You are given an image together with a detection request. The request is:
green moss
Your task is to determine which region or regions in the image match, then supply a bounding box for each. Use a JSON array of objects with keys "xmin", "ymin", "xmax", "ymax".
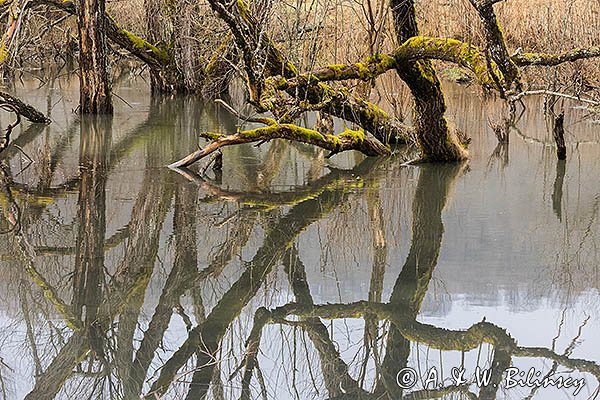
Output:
[
  {"xmin": 201, "ymin": 132, "xmax": 225, "ymax": 141},
  {"xmin": 339, "ymin": 127, "xmax": 365, "ymax": 144},
  {"xmin": 401, "ymin": 36, "xmax": 500, "ymax": 88},
  {"xmin": 440, "ymin": 67, "xmax": 472, "ymax": 84},
  {"xmin": 237, "ymin": 0, "xmax": 250, "ymax": 22},
  {"xmin": 326, "ymin": 64, "xmax": 346, "ymax": 74},
  {"xmin": 0, "ymin": 42, "xmax": 7, "ymax": 64},
  {"xmin": 322, "ymin": 55, "xmax": 395, "ymax": 81},
  {"xmin": 330, "ymin": 135, "xmax": 343, "ymax": 148},
  {"xmin": 356, "ymin": 62, "xmax": 371, "ymax": 78},
  {"xmin": 110, "ymin": 16, "xmax": 169, "ymax": 63},
  {"xmin": 285, "ymin": 125, "xmax": 327, "ymax": 143},
  {"xmin": 362, "ymin": 101, "xmax": 389, "ymax": 123}
]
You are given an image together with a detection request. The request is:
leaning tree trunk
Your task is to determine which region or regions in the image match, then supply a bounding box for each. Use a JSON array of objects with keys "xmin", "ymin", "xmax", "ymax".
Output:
[
  {"xmin": 390, "ymin": 0, "xmax": 467, "ymax": 162},
  {"xmin": 77, "ymin": 0, "xmax": 113, "ymax": 114}
]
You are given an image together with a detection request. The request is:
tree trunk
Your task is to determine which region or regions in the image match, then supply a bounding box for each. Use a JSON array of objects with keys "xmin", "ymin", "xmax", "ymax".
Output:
[
  {"xmin": 390, "ymin": 0, "xmax": 467, "ymax": 162},
  {"xmin": 77, "ymin": 0, "xmax": 113, "ymax": 114}
]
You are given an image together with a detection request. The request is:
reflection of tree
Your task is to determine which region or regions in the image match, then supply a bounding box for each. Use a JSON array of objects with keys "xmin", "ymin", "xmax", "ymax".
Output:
[
  {"xmin": 147, "ymin": 162, "xmax": 376, "ymax": 399},
  {"xmin": 72, "ymin": 116, "xmax": 111, "ymax": 359},
  {"xmin": 3, "ymin": 94, "xmax": 386, "ymax": 399},
  {"xmin": 283, "ymin": 244, "xmax": 369, "ymax": 399},
  {"xmin": 3, "ymin": 101, "xmax": 178, "ymax": 399},
  {"xmin": 552, "ymin": 160, "xmax": 566, "ymax": 221},
  {"xmin": 235, "ymin": 163, "xmax": 600, "ymax": 400},
  {"xmin": 378, "ymin": 164, "xmax": 464, "ymax": 398}
]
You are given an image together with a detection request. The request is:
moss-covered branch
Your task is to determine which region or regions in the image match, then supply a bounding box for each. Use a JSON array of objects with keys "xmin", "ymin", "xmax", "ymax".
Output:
[
  {"xmin": 169, "ymin": 123, "xmax": 390, "ymax": 168},
  {"xmin": 104, "ymin": 14, "xmax": 170, "ymax": 69},
  {"xmin": 513, "ymin": 47, "xmax": 600, "ymax": 67},
  {"xmin": 296, "ymin": 38, "xmax": 498, "ymax": 89}
]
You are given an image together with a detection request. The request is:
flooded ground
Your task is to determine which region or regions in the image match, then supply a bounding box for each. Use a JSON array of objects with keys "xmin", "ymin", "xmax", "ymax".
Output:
[{"xmin": 0, "ymin": 76, "xmax": 599, "ymax": 399}]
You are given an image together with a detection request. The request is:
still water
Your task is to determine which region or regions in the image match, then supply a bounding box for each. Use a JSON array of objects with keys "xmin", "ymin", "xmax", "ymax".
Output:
[{"xmin": 0, "ymin": 76, "xmax": 598, "ymax": 399}]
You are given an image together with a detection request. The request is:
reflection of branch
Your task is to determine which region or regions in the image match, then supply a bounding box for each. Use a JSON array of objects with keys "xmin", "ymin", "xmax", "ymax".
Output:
[
  {"xmin": 34, "ymin": 225, "xmax": 130, "ymax": 256},
  {"xmin": 524, "ymin": 316, "xmax": 590, "ymax": 400},
  {"xmin": 24, "ymin": 333, "xmax": 89, "ymax": 400},
  {"xmin": 552, "ymin": 160, "xmax": 566, "ymax": 221},
  {"xmin": 401, "ymin": 385, "xmax": 477, "ymax": 400},
  {"xmin": 378, "ymin": 164, "xmax": 465, "ymax": 396},
  {"xmin": 206, "ymin": 210, "xmax": 257, "ymax": 278},
  {"xmin": 0, "ymin": 164, "xmax": 82, "ymax": 330},
  {"xmin": 0, "ymin": 103, "xmax": 21, "ymax": 153},
  {"xmin": 194, "ymin": 165, "xmax": 375, "ymax": 209},
  {"xmin": 281, "ymin": 245, "xmax": 368, "ymax": 398},
  {"xmin": 263, "ymin": 301, "xmax": 600, "ymax": 383},
  {"xmin": 126, "ymin": 183, "xmax": 199, "ymax": 398},
  {"xmin": 514, "ymin": 347, "xmax": 600, "ymax": 379},
  {"xmin": 19, "ymin": 283, "xmax": 42, "ymax": 376}
]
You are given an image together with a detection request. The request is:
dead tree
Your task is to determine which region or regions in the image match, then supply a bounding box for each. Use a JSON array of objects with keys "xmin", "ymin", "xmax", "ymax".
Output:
[
  {"xmin": 1, "ymin": 0, "xmax": 599, "ymax": 161},
  {"xmin": 0, "ymin": 0, "xmax": 223, "ymax": 94}
]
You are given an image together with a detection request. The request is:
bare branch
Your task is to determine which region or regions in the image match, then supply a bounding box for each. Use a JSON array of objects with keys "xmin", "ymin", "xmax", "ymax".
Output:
[{"xmin": 32, "ymin": 0, "xmax": 170, "ymax": 69}]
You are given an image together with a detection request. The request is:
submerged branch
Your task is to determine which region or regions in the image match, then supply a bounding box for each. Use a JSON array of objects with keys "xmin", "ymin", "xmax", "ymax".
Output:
[{"xmin": 0, "ymin": 91, "xmax": 51, "ymax": 124}]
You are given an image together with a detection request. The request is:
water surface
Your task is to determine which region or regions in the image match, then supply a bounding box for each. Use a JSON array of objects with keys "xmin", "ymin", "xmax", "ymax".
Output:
[{"xmin": 0, "ymin": 77, "xmax": 599, "ymax": 399}]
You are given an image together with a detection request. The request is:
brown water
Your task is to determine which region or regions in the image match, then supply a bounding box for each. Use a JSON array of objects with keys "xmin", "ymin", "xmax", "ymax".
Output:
[{"xmin": 0, "ymin": 76, "xmax": 599, "ymax": 400}]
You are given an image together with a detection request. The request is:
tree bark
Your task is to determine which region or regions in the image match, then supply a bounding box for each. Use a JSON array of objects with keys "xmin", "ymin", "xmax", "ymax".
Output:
[{"xmin": 77, "ymin": 0, "xmax": 113, "ymax": 114}]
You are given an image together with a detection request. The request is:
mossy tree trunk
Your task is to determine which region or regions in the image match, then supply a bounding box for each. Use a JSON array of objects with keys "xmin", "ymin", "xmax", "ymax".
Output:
[
  {"xmin": 77, "ymin": 0, "xmax": 113, "ymax": 114},
  {"xmin": 390, "ymin": 0, "xmax": 467, "ymax": 162}
]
